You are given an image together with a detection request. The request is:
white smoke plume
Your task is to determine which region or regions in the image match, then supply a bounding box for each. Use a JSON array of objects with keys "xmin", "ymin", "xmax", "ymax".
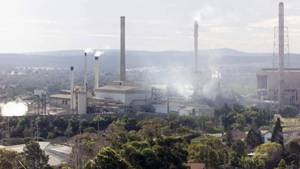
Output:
[
  {"xmin": 84, "ymin": 48, "xmax": 93, "ymax": 54},
  {"xmin": 94, "ymin": 51, "xmax": 104, "ymax": 57}
]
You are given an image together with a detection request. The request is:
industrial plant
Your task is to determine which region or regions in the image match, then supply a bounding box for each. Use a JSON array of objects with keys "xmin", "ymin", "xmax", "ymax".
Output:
[
  {"xmin": 45, "ymin": 14, "xmax": 224, "ymax": 116},
  {"xmin": 0, "ymin": 1, "xmax": 296, "ymax": 117},
  {"xmin": 49, "ymin": 16, "xmax": 150, "ymax": 115},
  {"xmin": 2, "ymin": 1, "xmax": 300, "ymax": 169},
  {"xmin": 257, "ymin": 2, "xmax": 300, "ymax": 111}
]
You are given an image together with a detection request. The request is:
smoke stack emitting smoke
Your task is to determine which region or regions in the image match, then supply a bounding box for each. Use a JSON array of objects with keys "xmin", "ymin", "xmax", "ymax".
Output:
[
  {"xmin": 70, "ymin": 66, "xmax": 74, "ymax": 111},
  {"xmin": 83, "ymin": 48, "xmax": 93, "ymax": 90},
  {"xmin": 94, "ymin": 51, "xmax": 103, "ymax": 89},
  {"xmin": 94, "ymin": 51, "xmax": 103, "ymax": 57}
]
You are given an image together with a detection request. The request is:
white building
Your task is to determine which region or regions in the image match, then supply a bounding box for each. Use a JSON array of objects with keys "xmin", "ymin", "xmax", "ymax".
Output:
[
  {"xmin": 49, "ymin": 94, "xmax": 70, "ymax": 109},
  {"xmin": 94, "ymin": 82, "xmax": 149, "ymax": 106},
  {"xmin": 49, "ymin": 86, "xmax": 87, "ymax": 114}
]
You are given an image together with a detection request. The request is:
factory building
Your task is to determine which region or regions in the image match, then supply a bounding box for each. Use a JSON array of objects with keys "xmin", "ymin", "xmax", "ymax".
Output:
[
  {"xmin": 49, "ymin": 86, "xmax": 87, "ymax": 114},
  {"xmin": 95, "ymin": 82, "xmax": 148, "ymax": 106},
  {"xmin": 257, "ymin": 68, "xmax": 300, "ymax": 106},
  {"xmin": 94, "ymin": 16, "xmax": 150, "ymax": 107},
  {"xmin": 49, "ymin": 94, "xmax": 71, "ymax": 109},
  {"xmin": 49, "ymin": 16, "xmax": 149, "ymax": 114},
  {"xmin": 257, "ymin": 2, "xmax": 300, "ymax": 109}
]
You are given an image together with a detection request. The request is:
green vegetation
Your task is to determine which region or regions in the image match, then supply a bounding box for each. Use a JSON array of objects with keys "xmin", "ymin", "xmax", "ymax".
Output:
[
  {"xmin": 85, "ymin": 147, "xmax": 132, "ymax": 169},
  {"xmin": 0, "ymin": 148, "xmax": 23, "ymax": 168},
  {"xmin": 254, "ymin": 142, "xmax": 283, "ymax": 169},
  {"xmin": 0, "ymin": 114, "xmax": 116, "ymax": 145},
  {"xmin": 4, "ymin": 105, "xmax": 300, "ymax": 169},
  {"xmin": 281, "ymin": 106, "xmax": 299, "ymax": 118},
  {"xmin": 188, "ymin": 137, "xmax": 229, "ymax": 168},
  {"xmin": 271, "ymin": 118, "xmax": 284, "ymax": 145},
  {"xmin": 245, "ymin": 128, "xmax": 263, "ymax": 149},
  {"xmin": 0, "ymin": 141, "xmax": 51, "ymax": 169},
  {"xmin": 23, "ymin": 141, "xmax": 51, "ymax": 169}
]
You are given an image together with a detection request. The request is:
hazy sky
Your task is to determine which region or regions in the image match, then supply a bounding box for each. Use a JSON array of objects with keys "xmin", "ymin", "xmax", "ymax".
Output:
[{"xmin": 0, "ymin": 0, "xmax": 300, "ymax": 53}]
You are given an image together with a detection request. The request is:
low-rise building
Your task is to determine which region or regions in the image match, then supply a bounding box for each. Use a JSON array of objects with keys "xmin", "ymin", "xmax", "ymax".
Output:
[
  {"xmin": 94, "ymin": 81, "xmax": 149, "ymax": 106},
  {"xmin": 49, "ymin": 94, "xmax": 71, "ymax": 109},
  {"xmin": 257, "ymin": 68, "xmax": 300, "ymax": 107}
]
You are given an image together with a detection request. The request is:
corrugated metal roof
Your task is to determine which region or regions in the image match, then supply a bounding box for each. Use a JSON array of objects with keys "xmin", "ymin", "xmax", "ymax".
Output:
[
  {"xmin": 50, "ymin": 94, "xmax": 70, "ymax": 99},
  {"xmin": 95, "ymin": 85, "xmax": 146, "ymax": 93}
]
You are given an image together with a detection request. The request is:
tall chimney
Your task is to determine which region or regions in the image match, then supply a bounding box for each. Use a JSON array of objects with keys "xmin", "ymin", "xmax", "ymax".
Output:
[
  {"xmin": 120, "ymin": 16, "xmax": 126, "ymax": 82},
  {"xmin": 70, "ymin": 66, "xmax": 74, "ymax": 111},
  {"xmin": 278, "ymin": 2, "xmax": 285, "ymax": 110},
  {"xmin": 84, "ymin": 52, "xmax": 88, "ymax": 90},
  {"xmin": 94, "ymin": 56, "xmax": 100, "ymax": 89},
  {"xmin": 194, "ymin": 21, "xmax": 199, "ymax": 73}
]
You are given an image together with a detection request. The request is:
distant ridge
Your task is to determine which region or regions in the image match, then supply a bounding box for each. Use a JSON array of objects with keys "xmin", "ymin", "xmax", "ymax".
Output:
[{"xmin": 0, "ymin": 48, "xmax": 299, "ymax": 70}]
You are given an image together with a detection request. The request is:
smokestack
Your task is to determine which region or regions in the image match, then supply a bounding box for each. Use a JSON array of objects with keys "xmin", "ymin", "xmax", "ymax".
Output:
[
  {"xmin": 70, "ymin": 66, "xmax": 74, "ymax": 111},
  {"xmin": 120, "ymin": 16, "xmax": 126, "ymax": 82},
  {"xmin": 94, "ymin": 56, "xmax": 100, "ymax": 89},
  {"xmin": 84, "ymin": 52, "xmax": 88, "ymax": 90},
  {"xmin": 278, "ymin": 2, "xmax": 285, "ymax": 110},
  {"xmin": 194, "ymin": 21, "xmax": 199, "ymax": 73}
]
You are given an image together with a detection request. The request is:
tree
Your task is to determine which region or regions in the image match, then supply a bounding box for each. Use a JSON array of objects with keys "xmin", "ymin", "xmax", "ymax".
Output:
[
  {"xmin": 85, "ymin": 147, "xmax": 132, "ymax": 169},
  {"xmin": 53, "ymin": 117, "xmax": 68, "ymax": 136},
  {"xmin": 188, "ymin": 137, "xmax": 229, "ymax": 169},
  {"xmin": 108, "ymin": 136, "xmax": 188, "ymax": 169},
  {"xmin": 240, "ymin": 156, "xmax": 265, "ymax": 169},
  {"xmin": 254, "ymin": 143, "xmax": 283, "ymax": 169},
  {"xmin": 281, "ymin": 106, "xmax": 299, "ymax": 118},
  {"xmin": 121, "ymin": 141, "xmax": 156, "ymax": 169},
  {"xmin": 231, "ymin": 140, "xmax": 247, "ymax": 167},
  {"xmin": 124, "ymin": 118, "xmax": 140, "ymax": 131},
  {"xmin": 232, "ymin": 140, "xmax": 246, "ymax": 157},
  {"xmin": 278, "ymin": 159, "xmax": 287, "ymax": 169},
  {"xmin": 65, "ymin": 117, "xmax": 80, "ymax": 136},
  {"xmin": 70, "ymin": 133, "xmax": 109, "ymax": 169},
  {"xmin": 151, "ymin": 137, "xmax": 188, "ymax": 169},
  {"xmin": 245, "ymin": 128, "xmax": 264, "ymax": 149},
  {"xmin": 0, "ymin": 148, "xmax": 24, "ymax": 169},
  {"xmin": 105, "ymin": 121, "xmax": 131, "ymax": 148},
  {"xmin": 285, "ymin": 138, "xmax": 300, "ymax": 168},
  {"xmin": 138, "ymin": 119, "xmax": 164, "ymax": 140},
  {"xmin": 23, "ymin": 141, "xmax": 50, "ymax": 169},
  {"xmin": 80, "ymin": 119, "xmax": 89, "ymax": 132},
  {"xmin": 271, "ymin": 118, "xmax": 284, "ymax": 145},
  {"xmin": 36, "ymin": 116, "xmax": 50, "ymax": 138}
]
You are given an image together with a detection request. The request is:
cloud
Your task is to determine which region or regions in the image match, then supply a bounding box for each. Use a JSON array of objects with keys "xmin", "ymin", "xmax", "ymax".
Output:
[
  {"xmin": 249, "ymin": 15, "xmax": 300, "ymax": 29},
  {"xmin": 24, "ymin": 18, "xmax": 57, "ymax": 25},
  {"xmin": 128, "ymin": 19, "xmax": 170, "ymax": 26},
  {"xmin": 88, "ymin": 33, "xmax": 117, "ymax": 38}
]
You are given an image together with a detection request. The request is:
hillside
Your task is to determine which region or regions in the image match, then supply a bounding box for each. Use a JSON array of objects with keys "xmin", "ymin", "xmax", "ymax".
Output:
[{"xmin": 0, "ymin": 49, "xmax": 298, "ymax": 71}]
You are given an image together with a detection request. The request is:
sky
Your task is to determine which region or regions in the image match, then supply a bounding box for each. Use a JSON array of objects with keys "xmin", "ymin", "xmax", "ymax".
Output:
[{"xmin": 0, "ymin": 0, "xmax": 300, "ymax": 53}]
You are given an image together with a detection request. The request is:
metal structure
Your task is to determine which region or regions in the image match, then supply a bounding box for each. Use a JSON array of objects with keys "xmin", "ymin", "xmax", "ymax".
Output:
[
  {"xmin": 194, "ymin": 21, "xmax": 199, "ymax": 73},
  {"xmin": 120, "ymin": 16, "xmax": 126, "ymax": 82},
  {"xmin": 94, "ymin": 56, "xmax": 100, "ymax": 90},
  {"xmin": 84, "ymin": 52, "xmax": 88, "ymax": 90},
  {"xmin": 70, "ymin": 66, "xmax": 75, "ymax": 112},
  {"xmin": 193, "ymin": 20, "xmax": 201, "ymax": 97},
  {"xmin": 33, "ymin": 90, "xmax": 47, "ymax": 115}
]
